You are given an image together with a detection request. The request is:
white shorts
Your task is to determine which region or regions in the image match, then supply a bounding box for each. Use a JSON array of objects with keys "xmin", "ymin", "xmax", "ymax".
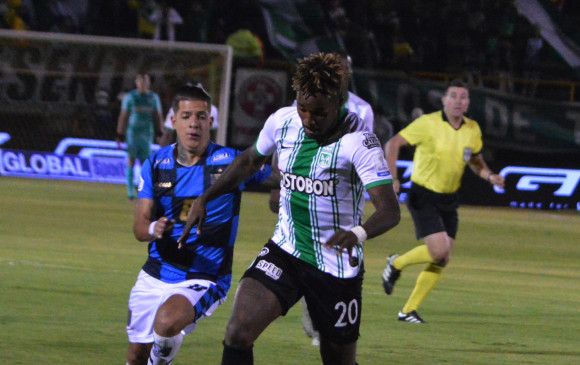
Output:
[{"xmin": 126, "ymin": 270, "xmax": 226, "ymax": 343}]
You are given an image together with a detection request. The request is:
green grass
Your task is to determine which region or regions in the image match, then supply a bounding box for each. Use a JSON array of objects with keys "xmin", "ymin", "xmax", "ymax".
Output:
[{"xmin": 1, "ymin": 177, "xmax": 579, "ymax": 364}]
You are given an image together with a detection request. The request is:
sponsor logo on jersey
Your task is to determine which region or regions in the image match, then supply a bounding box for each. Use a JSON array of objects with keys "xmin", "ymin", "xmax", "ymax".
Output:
[
  {"xmin": 156, "ymin": 182, "xmax": 172, "ymax": 188},
  {"xmin": 258, "ymin": 247, "xmax": 269, "ymax": 257},
  {"xmin": 463, "ymin": 147, "xmax": 472, "ymax": 162},
  {"xmin": 318, "ymin": 152, "xmax": 332, "ymax": 168},
  {"xmin": 281, "ymin": 172, "xmax": 337, "ymax": 196},
  {"xmin": 154, "ymin": 158, "xmax": 172, "ymax": 167},
  {"xmin": 210, "ymin": 168, "xmax": 224, "ymax": 184},
  {"xmin": 362, "ymin": 133, "xmax": 381, "ymax": 149},
  {"xmin": 373, "ymin": 154, "xmax": 390, "ymax": 177},
  {"xmin": 212, "ymin": 153, "xmax": 230, "ymax": 162},
  {"xmin": 255, "ymin": 260, "xmax": 282, "ymax": 280}
]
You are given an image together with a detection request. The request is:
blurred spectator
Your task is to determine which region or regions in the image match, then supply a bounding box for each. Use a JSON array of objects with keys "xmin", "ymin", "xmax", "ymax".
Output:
[
  {"xmin": 47, "ymin": 0, "xmax": 89, "ymax": 33},
  {"xmin": 179, "ymin": 0, "xmax": 212, "ymax": 42},
  {"xmin": 92, "ymin": 89, "xmax": 116, "ymax": 140},
  {"xmin": 391, "ymin": 32, "xmax": 415, "ymax": 73},
  {"xmin": 86, "ymin": 0, "xmax": 138, "ymax": 37},
  {"xmin": 226, "ymin": 29, "xmax": 264, "ymax": 62},
  {"xmin": 149, "ymin": 0, "xmax": 182, "ymax": 42},
  {"xmin": 0, "ymin": 0, "xmax": 33, "ymax": 30},
  {"xmin": 523, "ymin": 25, "xmax": 544, "ymax": 97}
]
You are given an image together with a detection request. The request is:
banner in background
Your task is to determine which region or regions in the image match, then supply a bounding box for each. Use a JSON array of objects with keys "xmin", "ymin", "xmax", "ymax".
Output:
[
  {"xmin": 258, "ymin": 0, "xmax": 341, "ymax": 61},
  {"xmin": 355, "ymin": 74, "xmax": 580, "ymax": 155},
  {"xmin": 1, "ymin": 134, "xmax": 577, "ymax": 210},
  {"xmin": 229, "ymin": 68, "xmax": 288, "ymax": 149},
  {"xmin": 0, "ymin": 137, "xmax": 156, "ymax": 184},
  {"xmin": 394, "ymin": 160, "xmax": 580, "ymax": 211}
]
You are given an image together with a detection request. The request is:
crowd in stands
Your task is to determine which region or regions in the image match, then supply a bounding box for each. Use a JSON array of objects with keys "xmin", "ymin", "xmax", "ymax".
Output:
[{"xmin": 1, "ymin": 0, "xmax": 579, "ymax": 86}]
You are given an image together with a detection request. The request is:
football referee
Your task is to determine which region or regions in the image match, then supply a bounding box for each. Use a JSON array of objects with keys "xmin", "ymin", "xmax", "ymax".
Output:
[{"xmin": 381, "ymin": 79, "xmax": 505, "ymax": 323}]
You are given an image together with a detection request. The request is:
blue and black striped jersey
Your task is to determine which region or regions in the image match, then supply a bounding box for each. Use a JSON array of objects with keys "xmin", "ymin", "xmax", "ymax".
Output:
[{"xmin": 137, "ymin": 142, "xmax": 271, "ymax": 293}]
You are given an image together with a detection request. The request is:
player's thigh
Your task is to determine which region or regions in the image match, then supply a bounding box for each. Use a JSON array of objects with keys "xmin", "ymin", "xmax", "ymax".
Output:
[
  {"xmin": 126, "ymin": 131, "xmax": 151, "ymax": 160},
  {"xmin": 227, "ymin": 277, "xmax": 283, "ymax": 339},
  {"xmin": 153, "ymin": 294, "xmax": 196, "ymax": 335},
  {"xmin": 127, "ymin": 271, "xmax": 165, "ymax": 343},
  {"xmin": 158, "ymin": 279, "xmax": 226, "ymax": 335},
  {"xmin": 302, "ymin": 268, "xmax": 363, "ymax": 345}
]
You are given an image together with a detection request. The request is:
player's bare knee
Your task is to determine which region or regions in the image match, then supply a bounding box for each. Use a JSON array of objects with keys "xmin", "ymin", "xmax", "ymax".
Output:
[
  {"xmin": 225, "ymin": 320, "xmax": 254, "ymax": 348},
  {"xmin": 153, "ymin": 311, "xmax": 181, "ymax": 337}
]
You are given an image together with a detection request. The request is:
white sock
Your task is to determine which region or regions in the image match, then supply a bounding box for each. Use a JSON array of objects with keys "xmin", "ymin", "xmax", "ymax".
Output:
[{"xmin": 148, "ymin": 332, "xmax": 183, "ymax": 365}]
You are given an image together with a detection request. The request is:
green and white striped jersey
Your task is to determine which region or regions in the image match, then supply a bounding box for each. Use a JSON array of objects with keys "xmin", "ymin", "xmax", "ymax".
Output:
[{"xmin": 255, "ymin": 106, "xmax": 392, "ymax": 278}]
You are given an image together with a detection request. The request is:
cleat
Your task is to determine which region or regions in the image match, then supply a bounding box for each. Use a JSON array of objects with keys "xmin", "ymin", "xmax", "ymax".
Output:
[
  {"xmin": 382, "ymin": 254, "xmax": 401, "ymax": 295},
  {"xmin": 398, "ymin": 310, "xmax": 425, "ymax": 324}
]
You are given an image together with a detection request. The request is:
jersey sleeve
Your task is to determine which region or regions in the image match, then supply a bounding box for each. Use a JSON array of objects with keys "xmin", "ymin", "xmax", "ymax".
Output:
[
  {"xmin": 137, "ymin": 157, "xmax": 155, "ymax": 199},
  {"xmin": 472, "ymin": 122, "xmax": 484, "ymax": 155},
  {"xmin": 399, "ymin": 115, "xmax": 428, "ymax": 146},
  {"xmin": 153, "ymin": 93, "xmax": 162, "ymax": 111},
  {"xmin": 121, "ymin": 93, "xmax": 131, "ymax": 111},
  {"xmin": 254, "ymin": 112, "xmax": 278, "ymax": 157},
  {"xmin": 361, "ymin": 104, "xmax": 374, "ymax": 132},
  {"xmin": 351, "ymin": 132, "xmax": 392, "ymax": 190}
]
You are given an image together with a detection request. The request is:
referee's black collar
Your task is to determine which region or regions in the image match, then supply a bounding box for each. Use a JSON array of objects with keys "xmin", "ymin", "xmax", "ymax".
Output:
[{"xmin": 441, "ymin": 110, "xmax": 466, "ymax": 128}]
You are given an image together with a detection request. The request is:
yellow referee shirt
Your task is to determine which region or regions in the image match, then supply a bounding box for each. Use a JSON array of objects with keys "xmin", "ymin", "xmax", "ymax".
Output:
[{"xmin": 400, "ymin": 110, "xmax": 483, "ymax": 194}]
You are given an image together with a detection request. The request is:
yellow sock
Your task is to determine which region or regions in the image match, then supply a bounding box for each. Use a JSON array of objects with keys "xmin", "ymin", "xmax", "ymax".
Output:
[
  {"xmin": 393, "ymin": 245, "xmax": 434, "ymax": 270},
  {"xmin": 402, "ymin": 264, "xmax": 443, "ymax": 313}
]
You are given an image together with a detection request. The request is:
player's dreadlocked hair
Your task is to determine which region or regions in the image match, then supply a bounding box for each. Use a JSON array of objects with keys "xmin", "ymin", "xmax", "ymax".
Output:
[{"xmin": 292, "ymin": 53, "xmax": 349, "ymax": 105}]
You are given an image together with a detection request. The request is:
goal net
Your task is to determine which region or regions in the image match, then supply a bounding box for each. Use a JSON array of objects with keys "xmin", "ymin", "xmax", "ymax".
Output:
[{"xmin": 0, "ymin": 29, "xmax": 233, "ymax": 152}]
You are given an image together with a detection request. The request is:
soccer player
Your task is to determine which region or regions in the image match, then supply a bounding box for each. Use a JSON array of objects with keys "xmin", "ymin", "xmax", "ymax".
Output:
[
  {"xmin": 159, "ymin": 83, "xmax": 219, "ymax": 147},
  {"xmin": 271, "ymin": 56, "xmax": 375, "ymax": 346},
  {"xmin": 178, "ymin": 52, "xmax": 401, "ymax": 365},
  {"xmin": 116, "ymin": 73, "xmax": 164, "ymax": 200},
  {"xmin": 125, "ymin": 84, "xmax": 271, "ymax": 365},
  {"xmin": 381, "ymin": 79, "xmax": 505, "ymax": 323}
]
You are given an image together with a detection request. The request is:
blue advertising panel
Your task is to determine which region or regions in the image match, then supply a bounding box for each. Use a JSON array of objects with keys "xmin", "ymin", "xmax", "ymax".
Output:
[
  {"xmin": 394, "ymin": 161, "xmax": 580, "ymax": 211},
  {"xmin": 0, "ymin": 136, "xmax": 159, "ymax": 185}
]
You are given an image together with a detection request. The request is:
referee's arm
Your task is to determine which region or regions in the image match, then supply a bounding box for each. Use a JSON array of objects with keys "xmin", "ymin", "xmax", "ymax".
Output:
[
  {"xmin": 467, "ymin": 154, "xmax": 505, "ymax": 188},
  {"xmin": 384, "ymin": 133, "xmax": 409, "ymax": 194}
]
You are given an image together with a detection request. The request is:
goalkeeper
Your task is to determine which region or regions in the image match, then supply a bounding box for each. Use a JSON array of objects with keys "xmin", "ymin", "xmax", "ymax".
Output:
[{"xmin": 116, "ymin": 73, "xmax": 164, "ymax": 200}]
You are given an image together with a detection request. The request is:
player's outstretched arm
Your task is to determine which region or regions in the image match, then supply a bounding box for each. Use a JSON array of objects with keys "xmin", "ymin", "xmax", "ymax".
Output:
[{"xmin": 177, "ymin": 145, "xmax": 268, "ymax": 246}]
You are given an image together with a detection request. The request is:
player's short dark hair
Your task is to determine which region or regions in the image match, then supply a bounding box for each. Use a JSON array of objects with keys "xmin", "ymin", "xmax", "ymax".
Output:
[
  {"xmin": 292, "ymin": 52, "xmax": 349, "ymax": 105},
  {"xmin": 446, "ymin": 78, "xmax": 468, "ymax": 92},
  {"xmin": 172, "ymin": 83, "xmax": 212, "ymax": 113}
]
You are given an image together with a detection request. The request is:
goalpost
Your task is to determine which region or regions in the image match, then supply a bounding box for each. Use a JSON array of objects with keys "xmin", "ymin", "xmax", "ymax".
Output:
[{"xmin": 0, "ymin": 29, "xmax": 233, "ymax": 150}]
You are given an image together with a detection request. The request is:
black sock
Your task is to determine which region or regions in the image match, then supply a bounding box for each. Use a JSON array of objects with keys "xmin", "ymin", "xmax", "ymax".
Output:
[{"xmin": 221, "ymin": 341, "xmax": 253, "ymax": 365}]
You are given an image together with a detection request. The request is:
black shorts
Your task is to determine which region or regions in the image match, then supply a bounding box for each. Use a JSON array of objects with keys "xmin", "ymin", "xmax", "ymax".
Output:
[
  {"xmin": 243, "ymin": 241, "xmax": 363, "ymax": 344},
  {"xmin": 407, "ymin": 183, "xmax": 459, "ymax": 239}
]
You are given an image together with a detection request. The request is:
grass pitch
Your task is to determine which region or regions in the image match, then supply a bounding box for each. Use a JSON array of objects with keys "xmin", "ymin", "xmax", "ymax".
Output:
[{"xmin": 0, "ymin": 177, "xmax": 579, "ymax": 364}]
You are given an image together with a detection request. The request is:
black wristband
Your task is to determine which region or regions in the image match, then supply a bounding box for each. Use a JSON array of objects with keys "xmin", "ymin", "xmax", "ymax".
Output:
[{"xmin": 486, "ymin": 172, "xmax": 494, "ymax": 182}]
